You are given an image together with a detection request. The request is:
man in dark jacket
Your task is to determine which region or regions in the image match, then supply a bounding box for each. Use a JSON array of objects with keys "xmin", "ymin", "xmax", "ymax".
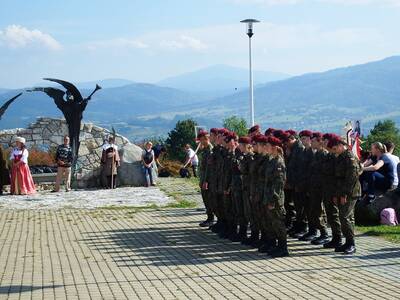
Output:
[{"xmin": 53, "ymin": 135, "xmax": 73, "ymax": 192}]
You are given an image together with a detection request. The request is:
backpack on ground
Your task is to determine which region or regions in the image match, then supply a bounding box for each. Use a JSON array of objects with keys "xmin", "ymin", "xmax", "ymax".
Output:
[
  {"xmin": 179, "ymin": 167, "xmax": 191, "ymax": 178},
  {"xmin": 380, "ymin": 208, "xmax": 399, "ymax": 226}
]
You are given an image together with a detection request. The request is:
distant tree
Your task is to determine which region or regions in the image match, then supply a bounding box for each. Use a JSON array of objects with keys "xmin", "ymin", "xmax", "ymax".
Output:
[
  {"xmin": 165, "ymin": 119, "xmax": 198, "ymax": 161},
  {"xmin": 364, "ymin": 120, "xmax": 400, "ymax": 156},
  {"xmin": 223, "ymin": 116, "xmax": 248, "ymax": 137}
]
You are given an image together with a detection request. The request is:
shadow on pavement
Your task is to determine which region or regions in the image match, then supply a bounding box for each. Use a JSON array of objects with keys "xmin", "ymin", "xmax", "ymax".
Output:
[{"xmin": 0, "ymin": 285, "xmax": 62, "ymax": 294}]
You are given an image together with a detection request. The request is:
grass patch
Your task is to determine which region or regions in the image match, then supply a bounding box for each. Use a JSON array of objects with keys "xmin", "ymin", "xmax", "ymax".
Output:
[
  {"xmin": 164, "ymin": 199, "xmax": 197, "ymax": 209},
  {"xmin": 356, "ymin": 225, "xmax": 400, "ymax": 244}
]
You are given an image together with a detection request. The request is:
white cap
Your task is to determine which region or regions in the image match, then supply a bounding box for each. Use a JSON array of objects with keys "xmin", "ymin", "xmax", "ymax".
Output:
[{"xmin": 15, "ymin": 136, "xmax": 26, "ymax": 144}]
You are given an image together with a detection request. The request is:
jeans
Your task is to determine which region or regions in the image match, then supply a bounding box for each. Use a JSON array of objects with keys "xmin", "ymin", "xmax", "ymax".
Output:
[
  {"xmin": 361, "ymin": 171, "xmax": 392, "ymax": 196},
  {"xmin": 143, "ymin": 165, "xmax": 154, "ymax": 186}
]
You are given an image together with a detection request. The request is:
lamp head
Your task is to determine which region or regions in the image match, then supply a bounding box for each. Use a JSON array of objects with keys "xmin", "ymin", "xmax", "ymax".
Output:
[{"xmin": 240, "ymin": 19, "xmax": 260, "ymax": 38}]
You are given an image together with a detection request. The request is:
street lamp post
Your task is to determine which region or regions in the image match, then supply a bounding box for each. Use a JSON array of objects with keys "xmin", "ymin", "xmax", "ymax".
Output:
[{"xmin": 240, "ymin": 19, "xmax": 260, "ymax": 127}]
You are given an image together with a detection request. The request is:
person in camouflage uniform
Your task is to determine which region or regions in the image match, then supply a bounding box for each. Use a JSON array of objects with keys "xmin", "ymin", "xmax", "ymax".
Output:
[
  {"xmin": 222, "ymin": 132, "xmax": 243, "ymax": 241},
  {"xmin": 330, "ymin": 136, "xmax": 362, "ymax": 255},
  {"xmin": 297, "ymin": 130, "xmax": 316, "ymax": 241},
  {"xmin": 321, "ymin": 133, "xmax": 343, "ymax": 249},
  {"xmin": 280, "ymin": 129, "xmax": 297, "ymax": 230},
  {"xmin": 263, "ymin": 136, "xmax": 289, "ymax": 257},
  {"xmin": 212, "ymin": 129, "xmax": 228, "ymax": 237},
  {"xmin": 253, "ymin": 135, "xmax": 273, "ymax": 251},
  {"xmin": 283, "ymin": 131, "xmax": 307, "ymax": 238},
  {"xmin": 197, "ymin": 130, "xmax": 214, "ymax": 227},
  {"xmin": 308, "ymin": 132, "xmax": 330, "ymax": 245},
  {"xmin": 238, "ymin": 137, "xmax": 254, "ymax": 243},
  {"xmin": 204, "ymin": 128, "xmax": 219, "ymax": 230},
  {"xmin": 244, "ymin": 134, "xmax": 264, "ymax": 247}
]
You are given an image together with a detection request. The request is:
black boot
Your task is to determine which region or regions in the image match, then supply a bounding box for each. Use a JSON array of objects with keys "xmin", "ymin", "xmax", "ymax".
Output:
[
  {"xmin": 199, "ymin": 214, "xmax": 214, "ymax": 227},
  {"xmin": 218, "ymin": 221, "xmax": 227, "ymax": 238},
  {"xmin": 242, "ymin": 230, "xmax": 258, "ymax": 246},
  {"xmin": 233, "ymin": 224, "xmax": 247, "ymax": 243},
  {"xmin": 228, "ymin": 224, "xmax": 240, "ymax": 242},
  {"xmin": 209, "ymin": 220, "xmax": 220, "ymax": 232},
  {"xmin": 299, "ymin": 230, "xmax": 317, "ymax": 241},
  {"xmin": 324, "ymin": 235, "xmax": 343, "ymax": 249},
  {"xmin": 343, "ymin": 239, "xmax": 356, "ymax": 255},
  {"xmin": 258, "ymin": 239, "xmax": 276, "ymax": 254},
  {"xmin": 250, "ymin": 230, "xmax": 261, "ymax": 248},
  {"xmin": 270, "ymin": 239, "xmax": 289, "ymax": 258},
  {"xmin": 311, "ymin": 230, "xmax": 330, "ymax": 245},
  {"xmin": 336, "ymin": 238, "xmax": 356, "ymax": 254}
]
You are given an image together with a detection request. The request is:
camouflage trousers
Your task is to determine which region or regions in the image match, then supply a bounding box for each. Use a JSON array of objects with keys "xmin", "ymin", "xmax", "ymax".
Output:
[
  {"xmin": 231, "ymin": 191, "xmax": 245, "ymax": 225},
  {"xmin": 309, "ymin": 188, "xmax": 328, "ymax": 233},
  {"xmin": 338, "ymin": 197, "xmax": 357, "ymax": 242},
  {"xmin": 242, "ymin": 188, "xmax": 251, "ymax": 226},
  {"xmin": 284, "ymin": 189, "xmax": 296, "ymax": 226},
  {"xmin": 250, "ymin": 194, "xmax": 263, "ymax": 231},
  {"xmin": 260, "ymin": 204, "xmax": 287, "ymax": 241},
  {"xmin": 293, "ymin": 191, "xmax": 308, "ymax": 230},
  {"xmin": 323, "ymin": 196, "xmax": 341, "ymax": 237},
  {"xmin": 201, "ymin": 189, "xmax": 214, "ymax": 219}
]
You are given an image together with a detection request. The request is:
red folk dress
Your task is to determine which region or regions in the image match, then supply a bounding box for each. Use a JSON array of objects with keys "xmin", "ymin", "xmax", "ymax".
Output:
[{"xmin": 10, "ymin": 148, "xmax": 36, "ymax": 195}]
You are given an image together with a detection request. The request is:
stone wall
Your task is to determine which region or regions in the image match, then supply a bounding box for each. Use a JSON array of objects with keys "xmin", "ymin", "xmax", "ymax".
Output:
[{"xmin": 0, "ymin": 117, "xmax": 146, "ymax": 188}]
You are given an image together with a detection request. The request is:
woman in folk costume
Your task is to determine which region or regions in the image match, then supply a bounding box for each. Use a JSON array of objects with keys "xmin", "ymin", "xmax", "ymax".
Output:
[
  {"xmin": 101, "ymin": 136, "xmax": 120, "ymax": 189},
  {"xmin": 10, "ymin": 137, "xmax": 36, "ymax": 195}
]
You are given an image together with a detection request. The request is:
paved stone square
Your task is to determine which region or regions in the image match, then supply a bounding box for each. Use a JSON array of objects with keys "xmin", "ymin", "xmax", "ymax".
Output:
[{"xmin": 0, "ymin": 178, "xmax": 399, "ymax": 299}]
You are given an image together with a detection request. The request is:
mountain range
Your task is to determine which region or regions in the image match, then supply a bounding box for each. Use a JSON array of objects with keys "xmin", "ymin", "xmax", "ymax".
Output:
[{"xmin": 0, "ymin": 59, "xmax": 399, "ymax": 141}]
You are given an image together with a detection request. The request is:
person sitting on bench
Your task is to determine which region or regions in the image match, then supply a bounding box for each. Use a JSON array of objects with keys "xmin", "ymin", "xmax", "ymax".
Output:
[{"xmin": 361, "ymin": 142, "xmax": 394, "ymax": 201}]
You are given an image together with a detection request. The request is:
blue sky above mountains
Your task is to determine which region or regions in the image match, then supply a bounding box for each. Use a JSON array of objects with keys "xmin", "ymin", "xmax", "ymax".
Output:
[{"xmin": 1, "ymin": 0, "xmax": 400, "ymax": 88}]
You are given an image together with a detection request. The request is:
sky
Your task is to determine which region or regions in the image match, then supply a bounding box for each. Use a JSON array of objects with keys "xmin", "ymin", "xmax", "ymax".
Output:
[{"xmin": 0, "ymin": 0, "xmax": 400, "ymax": 88}]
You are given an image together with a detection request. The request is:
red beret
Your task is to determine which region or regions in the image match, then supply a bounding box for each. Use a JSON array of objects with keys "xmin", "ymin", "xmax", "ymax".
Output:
[
  {"xmin": 248, "ymin": 124, "xmax": 260, "ymax": 134},
  {"xmin": 218, "ymin": 128, "xmax": 227, "ymax": 135},
  {"xmin": 279, "ymin": 132, "xmax": 291, "ymax": 142},
  {"xmin": 253, "ymin": 134, "xmax": 268, "ymax": 144},
  {"xmin": 273, "ymin": 129, "xmax": 285, "ymax": 139},
  {"xmin": 266, "ymin": 136, "xmax": 282, "ymax": 147},
  {"xmin": 197, "ymin": 130, "xmax": 209, "ymax": 139},
  {"xmin": 264, "ymin": 128, "xmax": 276, "ymax": 136},
  {"xmin": 239, "ymin": 136, "xmax": 251, "ymax": 144},
  {"xmin": 327, "ymin": 136, "xmax": 346, "ymax": 148},
  {"xmin": 210, "ymin": 128, "xmax": 219, "ymax": 134},
  {"xmin": 299, "ymin": 130, "xmax": 313, "ymax": 137},
  {"xmin": 286, "ymin": 129, "xmax": 297, "ymax": 136},
  {"xmin": 225, "ymin": 132, "xmax": 238, "ymax": 143},
  {"xmin": 312, "ymin": 132, "xmax": 323, "ymax": 139}
]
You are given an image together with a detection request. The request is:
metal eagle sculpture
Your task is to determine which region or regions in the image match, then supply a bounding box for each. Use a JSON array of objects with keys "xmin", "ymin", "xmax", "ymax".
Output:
[
  {"xmin": 0, "ymin": 93, "xmax": 23, "ymax": 120},
  {"xmin": 28, "ymin": 78, "xmax": 102, "ymax": 175}
]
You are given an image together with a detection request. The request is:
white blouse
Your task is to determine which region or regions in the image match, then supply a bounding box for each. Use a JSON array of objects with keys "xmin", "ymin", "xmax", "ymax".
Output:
[{"xmin": 10, "ymin": 148, "xmax": 29, "ymax": 164}]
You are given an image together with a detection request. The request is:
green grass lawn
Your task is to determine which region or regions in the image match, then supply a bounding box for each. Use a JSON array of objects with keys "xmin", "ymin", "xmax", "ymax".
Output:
[{"xmin": 356, "ymin": 225, "xmax": 400, "ymax": 244}]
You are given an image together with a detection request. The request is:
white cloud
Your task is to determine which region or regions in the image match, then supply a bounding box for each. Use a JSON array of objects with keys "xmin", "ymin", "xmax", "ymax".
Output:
[
  {"xmin": 159, "ymin": 35, "xmax": 208, "ymax": 51},
  {"xmin": 87, "ymin": 38, "xmax": 148, "ymax": 50},
  {"xmin": 0, "ymin": 25, "xmax": 62, "ymax": 50}
]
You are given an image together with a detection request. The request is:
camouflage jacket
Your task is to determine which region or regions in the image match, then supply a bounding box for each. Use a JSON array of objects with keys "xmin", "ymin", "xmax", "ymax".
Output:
[
  {"xmin": 255, "ymin": 155, "xmax": 271, "ymax": 203},
  {"xmin": 321, "ymin": 151, "xmax": 337, "ymax": 199},
  {"xmin": 297, "ymin": 147, "xmax": 314, "ymax": 192},
  {"xmin": 216, "ymin": 146, "xmax": 227, "ymax": 194},
  {"xmin": 309, "ymin": 149, "xmax": 326, "ymax": 191},
  {"xmin": 199, "ymin": 144, "xmax": 213, "ymax": 186},
  {"xmin": 240, "ymin": 152, "xmax": 254, "ymax": 193},
  {"xmin": 226, "ymin": 149, "xmax": 244, "ymax": 193},
  {"xmin": 263, "ymin": 155, "xmax": 286, "ymax": 206},
  {"xmin": 335, "ymin": 150, "xmax": 362, "ymax": 198},
  {"xmin": 286, "ymin": 140, "xmax": 305, "ymax": 189},
  {"xmin": 249, "ymin": 153, "xmax": 264, "ymax": 202}
]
